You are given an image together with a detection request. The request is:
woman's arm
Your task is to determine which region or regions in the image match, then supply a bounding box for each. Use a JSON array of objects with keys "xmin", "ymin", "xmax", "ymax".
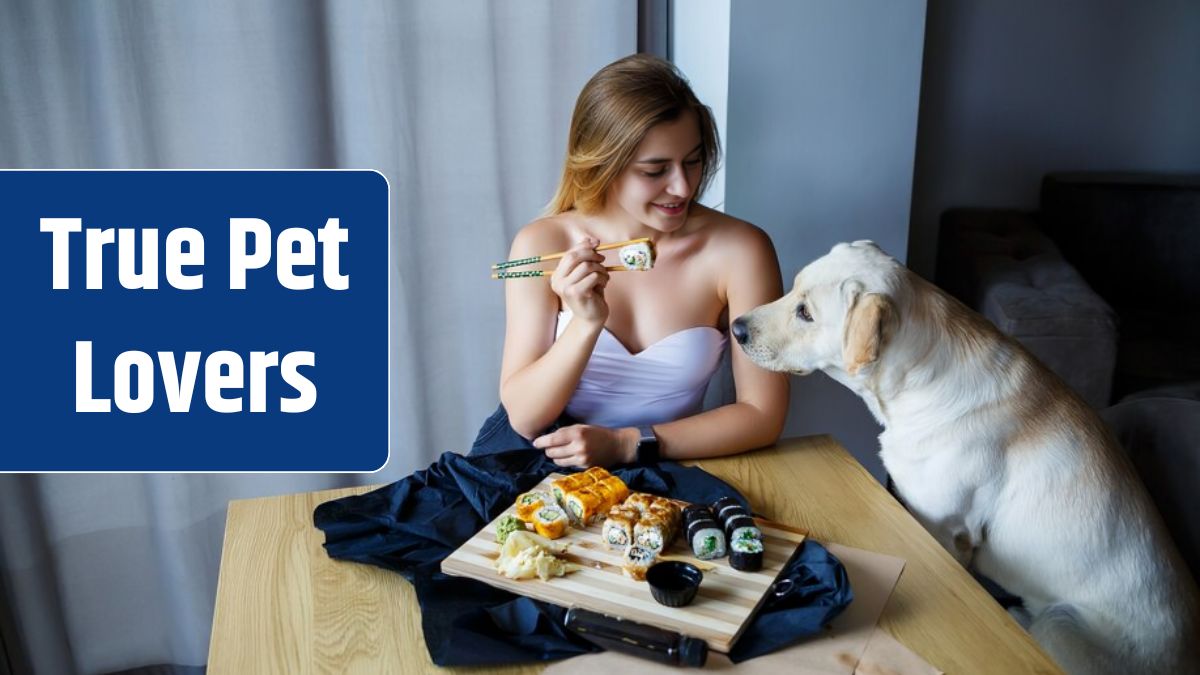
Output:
[
  {"xmin": 634, "ymin": 224, "xmax": 790, "ymax": 461},
  {"xmin": 499, "ymin": 225, "xmax": 610, "ymax": 439}
]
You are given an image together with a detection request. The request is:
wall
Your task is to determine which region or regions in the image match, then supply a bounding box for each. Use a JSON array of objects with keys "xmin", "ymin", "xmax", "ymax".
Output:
[
  {"xmin": 908, "ymin": 0, "xmax": 1200, "ymax": 279},
  {"xmin": 722, "ymin": 0, "xmax": 927, "ymax": 480},
  {"xmin": 672, "ymin": 0, "xmax": 730, "ymax": 210}
]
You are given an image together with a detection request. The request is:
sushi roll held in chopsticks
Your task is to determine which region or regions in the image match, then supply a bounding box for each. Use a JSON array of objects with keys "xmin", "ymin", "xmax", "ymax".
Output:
[
  {"xmin": 491, "ymin": 238, "xmax": 655, "ymax": 279},
  {"xmin": 618, "ymin": 240, "xmax": 654, "ymax": 271}
]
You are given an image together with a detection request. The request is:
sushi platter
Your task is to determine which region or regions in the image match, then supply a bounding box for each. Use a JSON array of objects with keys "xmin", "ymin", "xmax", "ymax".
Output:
[{"xmin": 440, "ymin": 472, "xmax": 807, "ymax": 653}]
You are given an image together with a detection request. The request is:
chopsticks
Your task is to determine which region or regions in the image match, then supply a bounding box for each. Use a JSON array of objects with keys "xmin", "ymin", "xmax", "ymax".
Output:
[{"xmin": 491, "ymin": 237, "xmax": 653, "ymax": 280}]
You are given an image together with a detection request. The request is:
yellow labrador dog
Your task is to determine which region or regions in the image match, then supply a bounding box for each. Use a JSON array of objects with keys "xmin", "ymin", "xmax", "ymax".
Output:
[{"xmin": 732, "ymin": 241, "xmax": 1199, "ymax": 674}]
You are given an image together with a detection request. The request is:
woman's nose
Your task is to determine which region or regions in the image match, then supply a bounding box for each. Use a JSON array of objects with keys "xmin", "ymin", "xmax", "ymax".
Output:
[{"xmin": 668, "ymin": 165, "xmax": 692, "ymax": 198}]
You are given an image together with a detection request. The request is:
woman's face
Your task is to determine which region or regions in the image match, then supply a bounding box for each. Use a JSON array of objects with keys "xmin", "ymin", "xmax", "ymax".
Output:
[{"xmin": 606, "ymin": 109, "xmax": 704, "ymax": 233}]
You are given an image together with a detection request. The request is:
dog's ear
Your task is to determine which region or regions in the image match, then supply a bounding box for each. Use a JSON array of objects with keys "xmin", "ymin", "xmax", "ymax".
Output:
[{"xmin": 842, "ymin": 292, "xmax": 894, "ymax": 375}]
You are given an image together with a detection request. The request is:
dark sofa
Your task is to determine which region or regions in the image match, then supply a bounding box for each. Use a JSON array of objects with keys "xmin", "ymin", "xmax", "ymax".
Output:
[
  {"xmin": 936, "ymin": 172, "xmax": 1200, "ymax": 582},
  {"xmin": 937, "ymin": 172, "xmax": 1200, "ymax": 407}
]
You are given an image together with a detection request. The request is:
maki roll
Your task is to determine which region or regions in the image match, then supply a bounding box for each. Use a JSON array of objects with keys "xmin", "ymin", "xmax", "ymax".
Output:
[
  {"xmin": 712, "ymin": 496, "xmax": 742, "ymax": 518},
  {"xmin": 715, "ymin": 502, "xmax": 748, "ymax": 528},
  {"xmin": 729, "ymin": 537, "xmax": 764, "ymax": 572},
  {"xmin": 583, "ymin": 466, "xmax": 612, "ymax": 482},
  {"xmin": 533, "ymin": 504, "xmax": 569, "ymax": 539},
  {"xmin": 686, "ymin": 517, "xmax": 721, "ymax": 542},
  {"xmin": 725, "ymin": 515, "xmax": 761, "ymax": 544},
  {"xmin": 682, "ymin": 504, "xmax": 712, "ymax": 523},
  {"xmin": 622, "ymin": 544, "xmax": 657, "ymax": 581},
  {"xmin": 634, "ymin": 515, "xmax": 671, "ymax": 553},
  {"xmin": 564, "ymin": 487, "xmax": 605, "ymax": 525},
  {"xmin": 595, "ymin": 475, "xmax": 630, "ymax": 505},
  {"xmin": 551, "ymin": 468, "xmax": 607, "ymax": 505},
  {"xmin": 624, "ymin": 493, "xmax": 658, "ymax": 515},
  {"xmin": 602, "ymin": 507, "xmax": 638, "ymax": 550},
  {"xmin": 648, "ymin": 499, "xmax": 681, "ymax": 525},
  {"xmin": 688, "ymin": 523, "xmax": 726, "ymax": 560},
  {"xmin": 514, "ymin": 491, "xmax": 550, "ymax": 523},
  {"xmin": 550, "ymin": 475, "xmax": 579, "ymax": 505}
]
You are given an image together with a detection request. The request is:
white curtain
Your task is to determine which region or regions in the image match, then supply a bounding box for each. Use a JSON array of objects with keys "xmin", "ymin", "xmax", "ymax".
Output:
[{"xmin": 0, "ymin": 1, "xmax": 635, "ymax": 672}]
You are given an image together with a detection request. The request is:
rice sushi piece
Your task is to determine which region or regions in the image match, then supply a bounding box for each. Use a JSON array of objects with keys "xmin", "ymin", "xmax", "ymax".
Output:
[
  {"xmin": 514, "ymin": 491, "xmax": 550, "ymax": 522},
  {"xmin": 730, "ymin": 537, "xmax": 764, "ymax": 572},
  {"xmin": 602, "ymin": 507, "xmax": 637, "ymax": 550},
  {"xmin": 564, "ymin": 488, "xmax": 606, "ymax": 525},
  {"xmin": 686, "ymin": 517, "xmax": 720, "ymax": 542},
  {"xmin": 595, "ymin": 475, "xmax": 630, "ymax": 506},
  {"xmin": 583, "ymin": 466, "xmax": 612, "ymax": 481},
  {"xmin": 533, "ymin": 504, "xmax": 569, "ymax": 539},
  {"xmin": 712, "ymin": 496, "xmax": 742, "ymax": 516},
  {"xmin": 552, "ymin": 469, "xmax": 606, "ymax": 505},
  {"xmin": 689, "ymin": 523, "xmax": 727, "ymax": 560},
  {"xmin": 624, "ymin": 493, "xmax": 658, "ymax": 515},
  {"xmin": 647, "ymin": 499, "xmax": 682, "ymax": 540},
  {"xmin": 648, "ymin": 499, "xmax": 681, "ymax": 522},
  {"xmin": 716, "ymin": 502, "xmax": 749, "ymax": 528},
  {"xmin": 618, "ymin": 241, "xmax": 655, "ymax": 271},
  {"xmin": 550, "ymin": 476, "xmax": 579, "ymax": 505},
  {"xmin": 622, "ymin": 544, "xmax": 657, "ymax": 581},
  {"xmin": 725, "ymin": 515, "xmax": 761, "ymax": 544},
  {"xmin": 634, "ymin": 515, "xmax": 671, "ymax": 553},
  {"xmin": 682, "ymin": 504, "xmax": 712, "ymax": 524}
]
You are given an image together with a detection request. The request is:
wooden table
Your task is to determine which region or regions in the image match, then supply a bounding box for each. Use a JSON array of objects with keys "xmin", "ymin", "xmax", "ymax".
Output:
[{"xmin": 208, "ymin": 436, "xmax": 1061, "ymax": 674}]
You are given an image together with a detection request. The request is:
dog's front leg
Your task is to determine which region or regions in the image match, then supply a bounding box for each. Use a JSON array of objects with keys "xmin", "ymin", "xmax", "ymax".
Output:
[{"xmin": 904, "ymin": 505, "xmax": 978, "ymax": 568}]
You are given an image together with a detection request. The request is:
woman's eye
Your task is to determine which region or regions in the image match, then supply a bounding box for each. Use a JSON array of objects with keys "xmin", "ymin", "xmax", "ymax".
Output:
[
  {"xmin": 642, "ymin": 169, "xmax": 666, "ymax": 178},
  {"xmin": 684, "ymin": 159, "xmax": 702, "ymax": 167},
  {"xmin": 796, "ymin": 303, "xmax": 813, "ymax": 322}
]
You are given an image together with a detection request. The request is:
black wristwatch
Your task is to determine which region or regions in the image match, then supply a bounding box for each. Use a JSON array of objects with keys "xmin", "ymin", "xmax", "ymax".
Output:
[{"xmin": 635, "ymin": 425, "xmax": 661, "ymax": 464}]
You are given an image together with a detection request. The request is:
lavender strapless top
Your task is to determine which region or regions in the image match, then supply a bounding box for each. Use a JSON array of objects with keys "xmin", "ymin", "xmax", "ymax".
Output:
[{"xmin": 555, "ymin": 310, "xmax": 727, "ymax": 428}]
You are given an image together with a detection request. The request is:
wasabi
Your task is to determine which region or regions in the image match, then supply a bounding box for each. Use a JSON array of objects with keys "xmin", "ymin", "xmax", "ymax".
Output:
[{"xmin": 495, "ymin": 515, "xmax": 525, "ymax": 544}]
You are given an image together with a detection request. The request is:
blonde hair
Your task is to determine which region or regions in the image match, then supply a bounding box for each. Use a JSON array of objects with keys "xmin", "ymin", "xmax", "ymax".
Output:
[{"xmin": 544, "ymin": 54, "xmax": 721, "ymax": 216}]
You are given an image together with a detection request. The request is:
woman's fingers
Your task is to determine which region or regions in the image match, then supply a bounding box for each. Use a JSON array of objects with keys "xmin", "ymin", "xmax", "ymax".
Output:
[{"xmin": 556, "ymin": 240, "xmax": 603, "ymax": 276}]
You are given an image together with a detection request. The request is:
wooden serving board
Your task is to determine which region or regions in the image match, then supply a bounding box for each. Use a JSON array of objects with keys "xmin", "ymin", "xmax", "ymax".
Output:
[{"xmin": 440, "ymin": 474, "xmax": 806, "ymax": 653}]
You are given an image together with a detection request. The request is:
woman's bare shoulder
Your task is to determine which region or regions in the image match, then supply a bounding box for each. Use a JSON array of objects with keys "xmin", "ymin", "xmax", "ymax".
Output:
[
  {"xmin": 509, "ymin": 213, "xmax": 585, "ymax": 258},
  {"xmin": 689, "ymin": 205, "xmax": 776, "ymax": 257}
]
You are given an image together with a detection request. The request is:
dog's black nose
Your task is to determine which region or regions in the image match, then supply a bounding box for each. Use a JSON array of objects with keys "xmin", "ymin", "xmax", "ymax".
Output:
[{"xmin": 731, "ymin": 317, "xmax": 750, "ymax": 345}]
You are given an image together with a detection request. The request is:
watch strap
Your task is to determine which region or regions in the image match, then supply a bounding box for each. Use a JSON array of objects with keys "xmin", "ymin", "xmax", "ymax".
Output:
[{"xmin": 635, "ymin": 425, "xmax": 660, "ymax": 464}]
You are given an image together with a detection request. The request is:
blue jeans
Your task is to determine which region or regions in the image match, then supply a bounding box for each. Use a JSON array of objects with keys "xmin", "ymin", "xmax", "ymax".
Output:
[{"xmin": 467, "ymin": 404, "xmax": 578, "ymax": 456}]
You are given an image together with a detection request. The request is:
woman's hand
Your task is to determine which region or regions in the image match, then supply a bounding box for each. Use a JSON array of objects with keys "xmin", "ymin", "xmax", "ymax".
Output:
[
  {"xmin": 549, "ymin": 237, "xmax": 609, "ymax": 326},
  {"xmin": 533, "ymin": 424, "xmax": 638, "ymax": 468}
]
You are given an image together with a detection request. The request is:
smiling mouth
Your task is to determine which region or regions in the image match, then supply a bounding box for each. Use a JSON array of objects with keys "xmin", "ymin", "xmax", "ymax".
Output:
[{"xmin": 652, "ymin": 201, "xmax": 687, "ymax": 216}]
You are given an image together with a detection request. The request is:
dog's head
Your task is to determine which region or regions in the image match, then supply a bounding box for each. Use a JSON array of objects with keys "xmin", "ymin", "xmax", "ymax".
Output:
[{"xmin": 733, "ymin": 240, "xmax": 902, "ymax": 377}]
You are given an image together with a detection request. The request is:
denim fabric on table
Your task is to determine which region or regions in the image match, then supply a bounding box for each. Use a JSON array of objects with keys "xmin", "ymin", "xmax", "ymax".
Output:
[{"xmin": 313, "ymin": 406, "xmax": 852, "ymax": 666}]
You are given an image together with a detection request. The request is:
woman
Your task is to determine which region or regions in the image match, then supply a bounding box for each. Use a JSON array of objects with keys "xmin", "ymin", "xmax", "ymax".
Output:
[{"xmin": 474, "ymin": 54, "xmax": 788, "ymax": 467}]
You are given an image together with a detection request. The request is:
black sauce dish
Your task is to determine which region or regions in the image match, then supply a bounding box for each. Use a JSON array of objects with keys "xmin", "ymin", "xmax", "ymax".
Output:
[{"xmin": 646, "ymin": 561, "xmax": 703, "ymax": 607}]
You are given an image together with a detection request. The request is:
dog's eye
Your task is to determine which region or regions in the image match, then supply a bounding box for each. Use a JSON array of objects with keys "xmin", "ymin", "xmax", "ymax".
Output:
[{"xmin": 796, "ymin": 303, "xmax": 813, "ymax": 322}]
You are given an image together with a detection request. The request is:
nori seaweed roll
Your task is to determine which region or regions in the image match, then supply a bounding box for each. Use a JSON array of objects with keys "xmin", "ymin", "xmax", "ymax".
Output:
[
  {"xmin": 725, "ymin": 514, "xmax": 760, "ymax": 543},
  {"xmin": 711, "ymin": 496, "xmax": 741, "ymax": 517},
  {"xmin": 717, "ymin": 504, "xmax": 748, "ymax": 528},
  {"xmin": 686, "ymin": 517, "xmax": 720, "ymax": 542},
  {"xmin": 689, "ymin": 524, "xmax": 727, "ymax": 560},
  {"xmin": 729, "ymin": 537, "xmax": 763, "ymax": 572}
]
